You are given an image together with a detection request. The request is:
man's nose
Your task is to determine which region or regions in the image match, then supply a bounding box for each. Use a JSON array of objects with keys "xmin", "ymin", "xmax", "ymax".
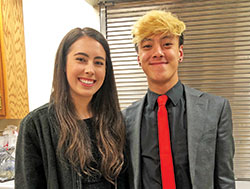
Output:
[{"xmin": 152, "ymin": 45, "xmax": 164, "ymax": 58}]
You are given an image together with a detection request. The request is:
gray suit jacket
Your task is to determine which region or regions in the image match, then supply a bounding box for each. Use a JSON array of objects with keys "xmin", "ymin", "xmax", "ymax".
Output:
[{"xmin": 122, "ymin": 85, "xmax": 235, "ymax": 189}]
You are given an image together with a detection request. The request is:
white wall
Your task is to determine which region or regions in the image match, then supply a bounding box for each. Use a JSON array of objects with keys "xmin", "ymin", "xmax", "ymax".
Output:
[
  {"xmin": 237, "ymin": 181, "xmax": 250, "ymax": 189},
  {"xmin": 23, "ymin": 0, "xmax": 100, "ymax": 111}
]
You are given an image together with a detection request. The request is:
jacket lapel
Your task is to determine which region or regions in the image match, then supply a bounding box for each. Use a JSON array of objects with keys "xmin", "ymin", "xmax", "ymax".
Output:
[
  {"xmin": 125, "ymin": 96, "xmax": 146, "ymax": 189},
  {"xmin": 184, "ymin": 85, "xmax": 208, "ymax": 186},
  {"xmin": 127, "ymin": 86, "xmax": 208, "ymax": 188}
]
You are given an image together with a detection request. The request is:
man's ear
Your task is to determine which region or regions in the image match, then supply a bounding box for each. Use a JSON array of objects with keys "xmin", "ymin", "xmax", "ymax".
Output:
[
  {"xmin": 137, "ymin": 56, "xmax": 141, "ymax": 66},
  {"xmin": 179, "ymin": 45, "xmax": 184, "ymax": 62}
]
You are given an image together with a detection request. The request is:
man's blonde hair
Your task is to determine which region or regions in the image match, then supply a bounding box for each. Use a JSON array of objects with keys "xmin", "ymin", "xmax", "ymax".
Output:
[{"xmin": 132, "ymin": 10, "xmax": 186, "ymax": 45}]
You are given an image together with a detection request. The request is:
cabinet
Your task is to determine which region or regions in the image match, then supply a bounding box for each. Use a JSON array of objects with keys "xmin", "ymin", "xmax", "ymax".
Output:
[
  {"xmin": 0, "ymin": 0, "xmax": 29, "ymax": 119},
  {"xmin": 0, "ymin": 51, "xmax": 5, "ymax": 116}
]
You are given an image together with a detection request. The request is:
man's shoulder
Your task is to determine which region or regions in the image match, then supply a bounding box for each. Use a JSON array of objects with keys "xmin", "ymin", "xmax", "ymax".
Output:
[
  {"xmin": 122, "ymin": 95, "xmax": 146, "ymax": 116},
  {"xmin": 126, "ymin": 97, "xmax": 145, "ymax": 109},
  {"xmin": 184, "ymin": 85, "xmax": 223, "ymax": 99},
  {"xmin": 184, "ymin": 84, "xmax": 226, "ymax": 100}
]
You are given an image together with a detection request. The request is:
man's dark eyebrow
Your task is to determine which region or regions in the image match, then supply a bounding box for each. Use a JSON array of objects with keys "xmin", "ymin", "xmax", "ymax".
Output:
[
  {"xmin": 141, "ymin": 38, "xmax": 152, "ymax": 43},
  {"xmin": 74, "ymin": 52, "xmax": 105, "ymax": 60},
  {"xmin": 141, "ymin": 35, "xmax": 173, "ymax": 43},
  {"xmin": 162, "ymin": 35, "xmax": 173, "ymax": 40}
]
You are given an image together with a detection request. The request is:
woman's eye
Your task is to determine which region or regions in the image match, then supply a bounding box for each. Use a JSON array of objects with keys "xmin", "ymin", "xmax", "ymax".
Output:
[
  {"xmin": 95, "ymin": 61, "xmax": 104, "ymax": 66},
  {"xmin": 76, "ymin": 57, "xmax": 86, "ymax": 62}
]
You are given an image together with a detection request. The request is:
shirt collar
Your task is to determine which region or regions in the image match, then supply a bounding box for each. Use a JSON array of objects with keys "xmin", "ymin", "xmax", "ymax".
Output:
[
  {"xmin": 147, "ymin": 80, "xmax": 183, "ymax": 110},
  {"xmin": 167, "ymin": 80, "xmax": 183, "ymax": 106}
]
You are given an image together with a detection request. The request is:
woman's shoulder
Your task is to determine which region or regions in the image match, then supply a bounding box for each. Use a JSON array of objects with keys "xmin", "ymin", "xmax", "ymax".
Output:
[
  {"xmin": 22, "ymin": 103, "xmax": 51, "ymax": 121},
  {"xmin": 19, "ymin": 103, "xmax": 56, "ymax": 132}
]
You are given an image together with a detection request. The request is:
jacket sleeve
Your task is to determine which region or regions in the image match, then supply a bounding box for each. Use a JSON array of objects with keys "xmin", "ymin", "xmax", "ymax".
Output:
[
  {"xmin": 214, "ymin": 99, "xmax": 235, "ymax": 189},
  {"xmin": 15, "ymin": 116, "xmax": 46, "ymax": 189}
]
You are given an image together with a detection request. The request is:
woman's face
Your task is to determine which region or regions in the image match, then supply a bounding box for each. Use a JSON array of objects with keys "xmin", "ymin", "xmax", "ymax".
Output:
[{"xmin": 66, "ymin": 36, "xmax": 106, "ymax": 103}]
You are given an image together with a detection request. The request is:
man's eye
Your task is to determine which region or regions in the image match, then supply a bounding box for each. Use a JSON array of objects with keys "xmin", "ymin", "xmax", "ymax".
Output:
[
  {"xmin": 164, "ymin": 43, "xmax": 172, "ymax": 47},
  {"xmin": 142, "ymin": 44, "xmax": 152, "ymax": 48}
]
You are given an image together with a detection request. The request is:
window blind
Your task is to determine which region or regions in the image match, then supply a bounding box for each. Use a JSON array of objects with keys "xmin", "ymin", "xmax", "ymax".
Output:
[{"xmin": 102, "ymin": 0, "xmax": 250, "ymax": 180}]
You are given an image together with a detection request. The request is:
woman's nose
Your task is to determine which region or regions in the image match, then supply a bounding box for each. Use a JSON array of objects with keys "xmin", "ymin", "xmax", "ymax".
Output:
[{"xmin": 84, "ymin": 62, "xmax": 94, "ymax": 75}]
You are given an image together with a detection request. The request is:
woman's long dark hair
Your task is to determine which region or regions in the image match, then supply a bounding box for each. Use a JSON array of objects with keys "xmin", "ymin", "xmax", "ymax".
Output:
[{"xmin": 50, "ymin": 27, "xmax": 125, "ymax": 184}]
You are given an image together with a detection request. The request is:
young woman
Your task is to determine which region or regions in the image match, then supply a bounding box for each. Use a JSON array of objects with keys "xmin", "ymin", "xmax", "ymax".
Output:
[{"xmin": 15, "ymin": 27, "xmax": 127, "ymax": 189}]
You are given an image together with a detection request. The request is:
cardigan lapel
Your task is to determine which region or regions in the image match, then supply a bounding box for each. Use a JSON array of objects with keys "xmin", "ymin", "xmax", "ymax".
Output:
[{"xmin": 184, "ymin": 85, "xmax": 208, "ymax": 186}]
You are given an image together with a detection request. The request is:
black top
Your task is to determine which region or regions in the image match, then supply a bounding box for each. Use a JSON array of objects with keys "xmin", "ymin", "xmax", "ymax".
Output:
[
  {"xmin": 81, "ymin": 118, "xmax": 114, "ymax": 189},
  {"xmin": 141, "ymin": 81, "xmax": 192, "ymax": 189}
]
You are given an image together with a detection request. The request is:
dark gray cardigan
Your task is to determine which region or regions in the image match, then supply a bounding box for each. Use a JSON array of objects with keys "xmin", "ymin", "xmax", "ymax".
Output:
[{"xmin": 15, "ymin": 103, "xmax": 128, "ymax": 189}]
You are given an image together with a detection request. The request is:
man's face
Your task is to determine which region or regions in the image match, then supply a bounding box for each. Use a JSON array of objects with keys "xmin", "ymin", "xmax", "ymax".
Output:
[{"xmin": 137, "ymin": 33, "xmax": 183, "ymax": 94}]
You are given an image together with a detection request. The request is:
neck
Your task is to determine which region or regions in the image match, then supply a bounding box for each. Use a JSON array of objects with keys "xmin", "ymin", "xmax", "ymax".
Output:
[
  {"xmin": 72, "ymin": 96, "xmax": 93, "ymax": 119},
  {"xmin": 149, "ymin": 80, "xmax": 178, "ymax": 95},
  {"xmin": 77, "ymin": 106, "xmax": 92, "ymax": 119}
]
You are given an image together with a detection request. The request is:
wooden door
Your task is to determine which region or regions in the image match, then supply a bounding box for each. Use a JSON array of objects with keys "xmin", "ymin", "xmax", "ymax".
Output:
[
  {"xmin": 0, "ymin": 0, "xmax": 29, "ymax": 119},
  {"xmin": 0, "ymin": 43, "xmax": 5, "ymax": 116}
]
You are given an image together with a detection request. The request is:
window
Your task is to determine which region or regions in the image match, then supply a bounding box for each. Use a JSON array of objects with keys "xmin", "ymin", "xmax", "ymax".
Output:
[{"xmin": 101, "ymin": 0, "xmax": 250, "ymax": 180}]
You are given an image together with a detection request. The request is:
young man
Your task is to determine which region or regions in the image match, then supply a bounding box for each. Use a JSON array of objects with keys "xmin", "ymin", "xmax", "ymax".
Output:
[{"xmin": 123, "ymin": 10, "xmax": 235, "ymax": 189}]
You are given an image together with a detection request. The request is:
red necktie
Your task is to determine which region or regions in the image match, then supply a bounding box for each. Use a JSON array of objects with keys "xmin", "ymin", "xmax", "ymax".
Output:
[{"xmin": 157, "ymin": 95, "xmax": 176, "ymax": 189}]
